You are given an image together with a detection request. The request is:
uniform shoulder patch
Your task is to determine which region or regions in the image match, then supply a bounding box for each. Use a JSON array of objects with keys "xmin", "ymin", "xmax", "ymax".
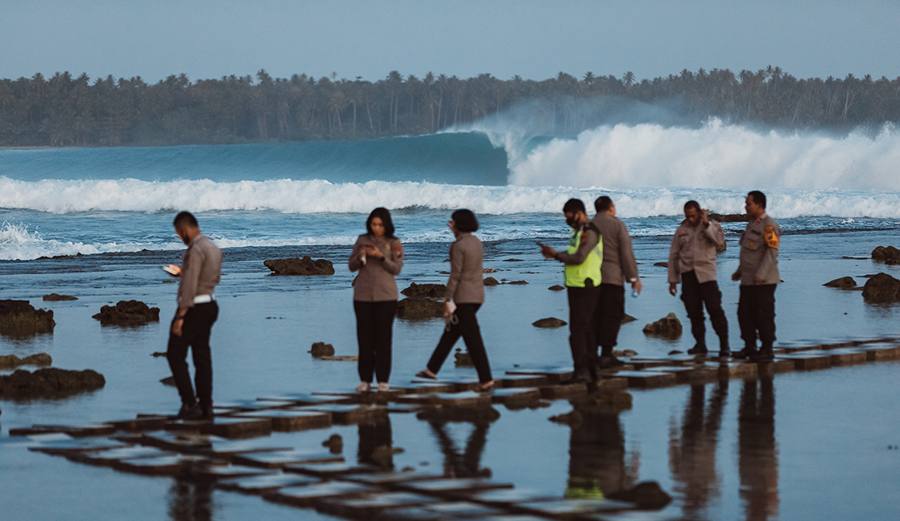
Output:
[{"xmin": 764, "ymin": 225, "xmax": 779, "ymax": 249}]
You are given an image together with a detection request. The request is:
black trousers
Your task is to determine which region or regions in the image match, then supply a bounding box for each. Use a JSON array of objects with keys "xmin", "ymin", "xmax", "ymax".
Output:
[
  {"xmin": 427, "ymin": 303, "xmax": 493, "ymax": 384},
  {"xmin": 680, "ymin": 270, "xmax": 729, "ymax": 348},
  {"xmin": 737, "ymin": 285, "xmax": 776, "ymax": 348},
  {"xmin": 167, "ymin": 301, "xmax": 219, "ymax": 411},
  {"xmin": 354, "ymin": 300, "xmax": 398, "ymax": 384},
  {"xmin": 594, "ymin": 283, "xmax": 625, "ymax": 354},
  {"xmin": 567, "ymin": 285, "xmax": 600, "ymax": 375}
]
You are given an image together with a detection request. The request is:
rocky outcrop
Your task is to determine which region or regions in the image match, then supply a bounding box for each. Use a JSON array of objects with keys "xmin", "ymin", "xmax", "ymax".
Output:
[
  {"xmin": 506, "ymin": 280, "xmax": 528, "ymax": 285},
  {"xmin": 400, "ymin": 283, "xmax": 446, "ymax": 298},
  {"xmin": 533, "ymin": 317, "xmax": 567, "ymax": 328},
  {"xmin": 396, "ymin": 297, "xmax": 443, "ymax": 320},
  {"xmin": 322, "ymin": 434, "xmax": 343, "ymax": 454},
  {"xmin": 264, "ymin": 257, "xmax": 335, "ymax": 275},
  {"xmin": 607, "ymin": 481, "xmax": 672, "ymax": 509},
  {"xmin": 0, "ymin": 353, "xmax": 52, "ymax": 369},
  {"xmin": 548, "ymin": 285, "xmax": 565, "ymax": 291},
  {"xmin": 872, "ymin": 246, "xmax": 900, "ymax": 265},
  {"xmin": 642, "ymin": 313, "xmax": 682, "ymax": 338},
  {"xmin": 622, "ymin": 314, "xmax": 637, "ymax": 324},
  {"xmin": 454, "ymin": 349, "xmax": 472, "ymax": 366},
  {"xmin": 824, "ymin": 276, "xmax": 857, "ymax": 289},
  {"xmin": 708, "ymin": 213, "xmax": 748, "ymax": 223},
  {"xmin": 42, "ymin": 293, "xmax": 78, "ymax": 301},
  {"xmin": 0, "ymin": 368, "xmax": 105, "ymax": 399},
  {"xmin": 92, "ymin": 300, "xmax": 160, "ymax": 325},
  {"xmin": 310, "ymin": 342, "xmax": 335, "ymax": 358},
  {"xmin": 483, "ymin": 277, "xmax": 500, "ymax": 286},
  {"xmin": 862, "ymin": 273, "xmax": 900, "ymax": 302},
  {"xmin": 0, "ymin": 300, "xmax": 55, "ymax": 337}
]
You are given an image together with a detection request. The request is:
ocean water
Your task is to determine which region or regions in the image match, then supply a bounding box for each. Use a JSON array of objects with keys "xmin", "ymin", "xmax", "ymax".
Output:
[{"xmin": 2, "ymin": 121, "xmax": 900, "ymax": 520}]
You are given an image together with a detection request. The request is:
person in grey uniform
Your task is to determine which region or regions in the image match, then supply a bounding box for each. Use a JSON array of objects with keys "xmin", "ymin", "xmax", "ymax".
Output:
[
  {"xmin": 668, "ymin": 200, "xmax": 730, "ymax": 356},
  {"xmin": 591, "ymin": 196, "xmax": 642, "ymax": 367},
  {"xmin": 416, "ymin": 209, "xmax": 494, "ymax": 392},
  {"xmin": 349, "ymin": 207, "xmax": 403, "ymax": 393},
  {"xmin": 167, "ymin": 211, "xmax": 222, "ymax": 420},
  {"xmin": 732, "ymin": 191, "xmax": 781, "ymax": 362}
]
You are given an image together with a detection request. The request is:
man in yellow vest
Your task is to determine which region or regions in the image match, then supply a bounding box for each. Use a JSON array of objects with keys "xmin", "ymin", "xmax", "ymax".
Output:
[{"xmin": 540, "ymin": 198, "xmax": 603, "ymax": 384}]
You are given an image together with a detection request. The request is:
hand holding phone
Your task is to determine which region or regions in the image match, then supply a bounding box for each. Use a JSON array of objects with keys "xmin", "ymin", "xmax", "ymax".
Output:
[{"xmin": 163, "ymin": 264, "xmax": 181, "ymax": 277}]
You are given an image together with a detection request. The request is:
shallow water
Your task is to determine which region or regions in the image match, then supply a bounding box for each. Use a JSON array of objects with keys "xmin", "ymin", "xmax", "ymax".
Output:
[{"xmin": 2, "ymin": 230, "xmax": 900, "ymax": 520}]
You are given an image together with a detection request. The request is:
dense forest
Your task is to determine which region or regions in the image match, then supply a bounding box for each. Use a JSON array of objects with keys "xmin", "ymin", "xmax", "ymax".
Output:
[{"xmin": 1, "ymin": 67, "xmax": 898, "ymax": 147}]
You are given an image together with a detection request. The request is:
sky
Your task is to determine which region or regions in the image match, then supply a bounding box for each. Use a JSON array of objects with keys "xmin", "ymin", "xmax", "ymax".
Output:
[{"xmin": 2, "ymin": 0, "xmax": 899, "ymax": 84}]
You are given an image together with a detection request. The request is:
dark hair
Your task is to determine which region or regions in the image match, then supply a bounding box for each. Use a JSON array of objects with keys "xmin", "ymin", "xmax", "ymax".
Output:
[
  {"xmin": 748, "ymin": 190, "xmax": 767, "ymax": 209},
  {"xmin": 563, "ymin": 198, "xmax": 586, "ymax": 214},
  {"xmin": 451, "ymin": 209, "xmax": 479, "ymax": 232},
  {"xmin": 594, "ymin": 196, "xmax": 613, "ymax": 213},
  {"xmin": 684, "ymin": 200, "xmax": 701, "ymax": 212},
  {"xmin": 366, "ymin": 207, "xmax": 396, "ymax": 238},
  {"xmin": 173, "ymin": 211, "xmax": 198, "ymax": 228}
]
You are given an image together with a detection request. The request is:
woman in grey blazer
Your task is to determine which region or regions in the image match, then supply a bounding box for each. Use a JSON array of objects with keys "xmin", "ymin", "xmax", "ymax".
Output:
[
  {"xmin": 349, "ymin": 208, "xmax": 404, "ymax": 392},
  {"xmin": 417, "ymin": 209, "xmax": 494, "ymax": 391}
]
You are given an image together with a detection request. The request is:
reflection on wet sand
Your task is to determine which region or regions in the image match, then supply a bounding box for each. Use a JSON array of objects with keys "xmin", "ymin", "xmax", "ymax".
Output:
[
  {"xmin": 358, "ymin": 415, "xmax": 394, "ymax": 469},
  {"xmin": 669, "ymin": 378, "xmax": 729, "ymax": 515},
  {"xmin": 739, "ymin": 376, "xmax": 779, "ymax": 521},
  {"xmin": 427, "ymin": 417, "xmax": 492, "ymax": 478},
  {"xmin": 168, "ymin": 478, "xmax": 214, "ymax": 521},
  {"xmin": 565, "ymin": 400, "xmax": 638, "ymax": 499}
]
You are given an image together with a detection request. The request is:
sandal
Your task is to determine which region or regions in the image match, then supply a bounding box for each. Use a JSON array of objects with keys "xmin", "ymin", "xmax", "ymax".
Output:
[
  {"xmin": 355, "ymin": 382, "xmax": 371, "ymax": 393},
  {"xmin": 415, "ymin": 370, "xmax": 437, "ymax": 380}
]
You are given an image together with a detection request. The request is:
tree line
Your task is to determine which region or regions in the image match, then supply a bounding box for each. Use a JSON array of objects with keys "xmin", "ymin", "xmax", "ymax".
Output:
[{"xmin": 1, "ymin": 66, "xmax": 898, "ymax": 147}]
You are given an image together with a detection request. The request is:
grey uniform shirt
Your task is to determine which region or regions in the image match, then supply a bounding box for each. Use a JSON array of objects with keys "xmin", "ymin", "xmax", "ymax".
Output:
[
  {"xmin": 667, "ymin": 220, "xmax": 726, "ymax": 284},
  {"xmin": 591, "ymin": 212, "xmax": 639, "ymax": 286},
  {"xmin": 444, "ymin": 233, "xmax": 484, "ymax": 304},
  {"xmin": 177, "ymin": 234, "xmax": 222, "ymax": 308},
  {"xmin": 737, "ymin": 213, "xmax": 781, "ymax": 286},
  {"xmin": 348, "ymin": 234, "xmax": 403, "ymax": 301}
]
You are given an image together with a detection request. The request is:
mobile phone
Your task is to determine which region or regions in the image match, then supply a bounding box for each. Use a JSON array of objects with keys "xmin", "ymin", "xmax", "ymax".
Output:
[{"xmin": 162, "ymin": 265, "xmax": 181, "ymax": 277}]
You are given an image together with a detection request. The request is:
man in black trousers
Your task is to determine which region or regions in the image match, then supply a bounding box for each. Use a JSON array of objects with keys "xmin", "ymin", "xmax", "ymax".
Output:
[{"xmin": 166, "ymin": 211, "xmax": 222, "ymax": 420}]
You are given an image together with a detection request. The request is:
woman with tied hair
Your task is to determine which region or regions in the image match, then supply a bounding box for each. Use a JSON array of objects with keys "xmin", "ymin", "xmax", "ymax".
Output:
[
  {"xmin": 417, "ymin": 209, "xmax": 494, "ymax": 392},
  {"xmin": 349, "ymin": 207, "xmax": 403, "ymax": 392}
]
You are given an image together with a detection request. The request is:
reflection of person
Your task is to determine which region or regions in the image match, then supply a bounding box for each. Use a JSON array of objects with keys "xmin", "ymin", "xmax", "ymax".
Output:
[
  {"xmin": 591, "ymin": 196, "xmax": 641, "ymax": 367},
  {"xmin": 357, "ymin": 416, "xmax": 393, "ymax": 468},
  {"xmin": 417, "ymin": 209, "xmax": 494, "ymax": 392},
  {"xmin": 668, "ymin": 379, "xmax": 729, "ymax": 515},
  {"xmin": 667, "ymin": 200, "xmax": 730, "ymax": 356},
  {"xmin": 167, "ymin": 211, "xmax": 222, "ymax": 420},
  {"xmin": 738, "ymin": 376, "xmax": 779, "ymax": 521},
  {"xmin": 349, "ymin": 208, "xmax": 403, "ymax": 393},
  {"xmin": 427, "ymin": 418, "xmax": 490, "ymax": 478},
  {"xmin": 541, "ymin": 198, "xmax": 603, "ymax": 383},
  {"xmin": 565, "ymin": 401, "xmax": 632, "ymax": 499},
  {"xmin": 732, "ymin": 191, "xmax": 781, "ymax": 362},
  {"xmin": 168, "ymin": 478, "xmax": 213, "ymax": 521}
]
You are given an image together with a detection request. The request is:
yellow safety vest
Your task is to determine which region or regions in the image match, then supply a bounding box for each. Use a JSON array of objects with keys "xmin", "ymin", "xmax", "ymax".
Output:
[{"xmin": 564, "ymin": 227, "xmax": 603, "ymax": 288}]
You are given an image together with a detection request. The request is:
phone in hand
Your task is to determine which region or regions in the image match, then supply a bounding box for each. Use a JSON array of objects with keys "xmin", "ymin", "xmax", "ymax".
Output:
[{"xmin": 162, "ymin": 265, "xmax": 181, "ymax": 277}]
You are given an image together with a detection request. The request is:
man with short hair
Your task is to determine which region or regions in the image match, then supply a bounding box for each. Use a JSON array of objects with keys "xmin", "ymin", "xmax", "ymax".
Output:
[
  {"xmin": 591, "ymin": 196, "xmax": 641, "ymax": 367},
  {"xmin": 732, "ymin": 191, "xmax": 780, "ymax": 362},
  {"xmin": 668, "ymin": 200, "xmax": 730, "ymax": 356},
  {"xmin": 541, "ymin": 198, "xmax": 603, "ymax": 383},
  {"xmin": 166, "ymin": 211, "xmax": 222, "ymax": 420}
]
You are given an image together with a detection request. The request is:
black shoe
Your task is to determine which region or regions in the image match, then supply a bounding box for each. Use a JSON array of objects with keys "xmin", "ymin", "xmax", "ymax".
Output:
[
  {"xmin": 733, "ymin": 347, "xmax": 757, "ymax": 360},
  {"xmin": 200, "ymin": 409, "xmax": 215, "ymax": 421},
  {"xmin": 687, "ymin": 345, "xmax": 708, "ymax": 355},
  {"xmin": 598, "ymin": 355, "xmax": 625, "ymax": 369},
  {"xmin": 175, "ymin": 403, "xmax": 202, "ymax": 420},
  {"xmin": 752, "ymin": 347, "xmax": 775, "ymax": 363},
  {"xmin": 719, "ymin": 348, "xmax": 732, "ymax": 357}
]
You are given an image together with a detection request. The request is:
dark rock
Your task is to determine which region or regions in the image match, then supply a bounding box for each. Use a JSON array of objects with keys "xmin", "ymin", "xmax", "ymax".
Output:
[
  {"xmin": 872, "ymin": 246, "xmax": 900, "ymax": 265},
  {"xmin": 549, "ymin": 410, "xmax": 583, "ymax": 427},
  {"xmin": 322, "ymin": 434, "xmax": 343, "ymax": 454},
  {"xmin": 151, "ymin": 352, "xmax": 167, "ymax": 358},
  {"xmin": 483, "ymin": 268, "xmax": 497, "ymax": 273},
  {"xmin": 622, "ymin": 314, "xmax": 637, "ymax": 324},
  {"xmin": 653, "ymin": 262, "xmax": 668, "ymax": 268},
  {"xmin": 0, "ymin": 368, "xmax": 105, "ymax": 399},
  {"xmin": 401, "ymin": 283, "xmax": 446, "ymax": 298},
  {"xmin": 42, "ymin": 293, "xmax": 77, "ymax": 301},
  {"xmin": 708, "ymin": 212, "xmax": 749, "ymax": 223},
  {"xmin": 502, "ymin": 258, "xmax": 524, "ymax": 262},
  {"xmin": 506, "ymin": 280, "xmax": 528, "ymax": 285},
  {"xmin": 160, "ymin": 376, "xmax": 176, "ymax": 387},
  {"xmin": 310, "ymin": 342, "xmax": 336, "ymax": 358},
  {"xmin": 824, "ymin": 276, "xmax": 857, "ymax": 289},
  {"xmin": 862, "ymin": 273, "xmax": 900, "ymax": 303},
  {"xmin": 92, "ymin": 300, "xmax": 160, "ymax": 326},
  {"xmin": 162, "ymin": 279, "xmax": 175, "ymax": 284},
  {"xmin": 396, "ymin": 297, "xmax": 443, "ymax": 320},
  {"xmin": 483, "ymin": 277, "xmax": 500, "ymax": 287},
  {"xmin": 264, "ymin": 256, "xmax": 335, "ymax": 275},
  {"xmin": 0, "ymin": 300, "xmax": 55, "ymax": 337},
  {"xmin": 668, "ymin": 350, "xmax": 683, "ymax": 355},
  {"xmin": 548, "ymin": 285, "xmax": 565, "ymax": 291},
  {"xmin": 454, "ymin": 349, "xmax": 472, "ymax": 366},
  {"xmin": 642, "ymin": 313, "xmax": 682, "ymax": 338},
  {"xmin": 0, "ymin": 353, "xmax": 52, "ymax": 369},
  {"xmin": 533, "ymin": 317, "xmax": 567, "ymax": 328},
  {"xmin": 607, "ymin": 481, "xmax": 672, "ymax": 510}
]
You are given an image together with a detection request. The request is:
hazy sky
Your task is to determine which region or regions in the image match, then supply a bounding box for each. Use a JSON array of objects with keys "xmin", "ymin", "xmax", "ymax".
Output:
[{"xmin": 3, "ymin": 0, "xmax": 898, "ymax": 83}]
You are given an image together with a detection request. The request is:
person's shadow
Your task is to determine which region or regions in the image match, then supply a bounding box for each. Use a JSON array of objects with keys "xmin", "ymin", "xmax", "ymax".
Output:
[{"xmin": 738, "ymin": 375, "xmax": 779, "ymax": 521}]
